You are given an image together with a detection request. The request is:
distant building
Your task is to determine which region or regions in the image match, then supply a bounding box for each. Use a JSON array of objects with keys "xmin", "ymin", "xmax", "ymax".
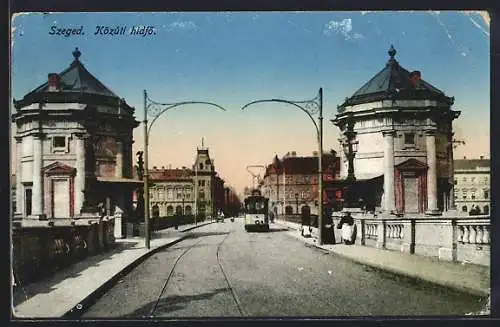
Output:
[
  {"xmin": 261, "ymin": 150, "xmax": 341, "ymax": 215},
  {"xmin": 144, "ymin": 146, "xmax": 225, "ymax": 219},
  {"xmin": 12, "ymin": 48, "xmax": 141, "ymax": 236},
  {"xmin": 332, "ymin": 45, "xmax": 460, "ymax": 215},
  {"xmin": 454, "ymin": 156, "xmax": 490, "ymax": 215}
]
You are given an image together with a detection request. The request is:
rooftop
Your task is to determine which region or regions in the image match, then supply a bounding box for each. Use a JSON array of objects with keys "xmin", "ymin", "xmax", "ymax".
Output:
[
  {"xmin": 264, "ymin": 152, "xmax": 339, "ymax": 177},
  {"xmin": 13, "ymin": 48, "xmax": 132, "ymax": 110},
  {"xmin": 454, "ymin": 158, "xmax": 490, "ymax": 171},
  {"xmin": 338, "ymin": 45, "xmax": 454, "ymax": 111}
]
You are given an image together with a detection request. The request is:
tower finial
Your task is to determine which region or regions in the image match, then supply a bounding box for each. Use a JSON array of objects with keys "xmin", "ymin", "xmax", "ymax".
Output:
[
  {"xmin": 388, "ymin": 45, "xmax": 396, "ymax": 59},
  {"xmin": 73, "ymin": 47, "xmax": 81, "ymax": 61}
]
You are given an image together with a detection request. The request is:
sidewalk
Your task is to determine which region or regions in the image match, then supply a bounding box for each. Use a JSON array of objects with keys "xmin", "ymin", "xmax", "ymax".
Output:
[
  {"xmin": 274, "ymin": 220, "xmax": 490, "ymax": 298},
  {"xmin": 12, "ymin": 221, "xmax": 213, "ymax": 319}
]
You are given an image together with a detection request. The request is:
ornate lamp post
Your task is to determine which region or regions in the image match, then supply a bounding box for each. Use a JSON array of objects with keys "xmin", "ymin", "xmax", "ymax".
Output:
[
  {"xmin": 339, "ymin": 118, "xmax": 359, "ymax": 208},
  {"xmin": 241, "ymin": 88, "xmax": 325, "ymax": 245},
  {"xmin": 143, "ymin": 90, "xmax": 226, "ymax": 249}
]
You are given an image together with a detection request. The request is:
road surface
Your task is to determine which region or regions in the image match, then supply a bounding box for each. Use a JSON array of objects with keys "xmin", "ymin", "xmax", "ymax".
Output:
[{"xmin": 82, "ymin": 218, "xmax": 485, "ymax": 317}]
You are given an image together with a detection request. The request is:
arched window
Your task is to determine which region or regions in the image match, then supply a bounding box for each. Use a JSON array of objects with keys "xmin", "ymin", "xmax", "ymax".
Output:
[
  {"xmin": 167, "ymin": 205, "xmax": 174, "ymax": 216},
  {"xmin": 484, "ymin": 205, "xmax": 489, "ymax": 215},
  {"xmin": 175, "ymin": 205, "xmax": 183, "ymax": 215},
  {"xmin": 152, "ymin": 205, "xmax": 160, "ymax": 218},
  {"xmin": 285, "ymin": 206, "xmax": 294, "ymax": 215},
  {"xmin": 199, "ymin": 163, "xmax": 204, "ymax": 170},
  {"xmin": 462, "ymin": 205, "xmax": 467, "ymax": 212},
  {"xmin": 185, "ymin": 206, "xmax": 192, "ymax": 215}
]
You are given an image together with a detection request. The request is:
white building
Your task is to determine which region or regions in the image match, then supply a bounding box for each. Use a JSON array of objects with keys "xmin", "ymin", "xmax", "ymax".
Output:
[
  {"xmin": 454, "ymin": 156, "xmax": 490, "ymax": 215},
  {"xmin": 332, "ymin": 45, "xmax": 460, "ymax": 215},
  {"xmin": 12, "ymin": 48, "xmax": 141, "ymax": 236}
]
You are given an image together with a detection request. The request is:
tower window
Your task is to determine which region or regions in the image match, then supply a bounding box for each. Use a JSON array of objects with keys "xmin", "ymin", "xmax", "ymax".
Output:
[
  {"xmin": 404, "ymin": 133, "xmax": 415, "ymax": 145},
  {"xmin": 53, "ymin": 136, "xmax": 66, "ymax": 149},
  {"xmin": 199, "ymin": 163, "xmax": 204, "ymax": 170}
]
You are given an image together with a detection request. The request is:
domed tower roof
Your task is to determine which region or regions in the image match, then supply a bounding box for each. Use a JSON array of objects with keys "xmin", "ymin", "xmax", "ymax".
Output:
[
  {"xmin": 337, "ymin": 45, "xmax": 454, "ymax": 113},
  {"xmin": 13, "ymin": 48, "xmax": 132, "ymax": 111}
]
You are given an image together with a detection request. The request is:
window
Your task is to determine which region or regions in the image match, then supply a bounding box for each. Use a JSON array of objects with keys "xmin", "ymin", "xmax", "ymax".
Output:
[
  {"xmin": 25, "ymin": 188, "xmax": 32, "ymax": 216},
  {"xmin": 462, "ymin": 177, "xmax": 467, "ymax": 183},
  {"xmin": 199, "ymin": 163, "xmax": 204, "ymax": 170},
  {"xmin": 454, "ymin": 179, "xmax": 457, "ymax": 185},
  {"xmin": 404, "ymin": 133, "xmax": 415, "ymax": 145},
  {"xmin": 199, "ymin": 190, "xmax": 205, "ymax": 199},
  {"xmin": 53, "ymin": 136, "xmax": 66, "ymax": 148},
  {"xmin": 484, "ymin": 206, "xmax": 489, "ymax": 215},
  {"xmin": 167, "ymin": 188, "xmax": 173, "ymax": 200},
  {"xmin": 462, "ymin": 189, "xmax": 467, "ymax": 199},
  {"xmin": 462, "ymin": 206, "xmax": 467, "ymax": 212},
  {"xmin": 484, "ymin": 190, "xmax": 489, "ymax": 199},
  {"xmin": 198, "ymin": 180, "xmax": 205, "ymax": 187},
  {"xmin": 471, "ymin": 177, "xmax": 476, "ymax": 183}
]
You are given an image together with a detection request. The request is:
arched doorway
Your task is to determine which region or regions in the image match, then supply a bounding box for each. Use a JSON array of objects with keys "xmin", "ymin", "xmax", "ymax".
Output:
[
  {"xmin": 185, "ymin": 205, "xmax": 192, "ymax": 215},
  {"xmin": 175, "ymin": 205, "xmax": 183, "ymax": 215},
  {"xmin": 152, "ymin": 205, "xmax": 160, "ymax": 218},
  {"xmin": 285, "ymin": 206, "xmax": 293, "ymax": 215},
  {"xmin": 167, "ymin": 205, "xmax": 174, "ymax": 216}
]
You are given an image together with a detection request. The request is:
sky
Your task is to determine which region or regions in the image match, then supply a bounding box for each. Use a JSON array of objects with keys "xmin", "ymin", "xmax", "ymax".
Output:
[{"xmin": 11, "ymin": 11, "xmax": 490, "ymax": 195}]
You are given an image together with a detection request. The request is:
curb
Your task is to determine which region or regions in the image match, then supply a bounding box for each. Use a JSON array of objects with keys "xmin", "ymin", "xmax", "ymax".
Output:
[
  {"xmin": 276, "ymin": 221, "xmax": 489, "ymax": 298},
  {"xmin": 179, "ymin": 221, "xmax": 214, "ymax": 233},
  {"xmin": 61, "ymin": 235, "xmax": 189, "ymax": 319}
]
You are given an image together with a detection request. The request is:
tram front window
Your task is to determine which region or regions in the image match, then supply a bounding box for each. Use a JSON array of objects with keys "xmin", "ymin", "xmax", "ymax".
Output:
[{"xmin": 246, "ymin": 200, "xmax": 266, "ymax": 214}]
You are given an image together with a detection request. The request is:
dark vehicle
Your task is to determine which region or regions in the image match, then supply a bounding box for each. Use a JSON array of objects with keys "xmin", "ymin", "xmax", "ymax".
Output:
[{"xmin": 244, "ymin": 189, "xmax": 269, "ymax": 232}]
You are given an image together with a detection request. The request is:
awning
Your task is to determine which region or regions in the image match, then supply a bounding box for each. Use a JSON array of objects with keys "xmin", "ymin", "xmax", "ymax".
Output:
[{"xmin": 97, "ymin": 177, "xmax": 144, "ymax": 185}]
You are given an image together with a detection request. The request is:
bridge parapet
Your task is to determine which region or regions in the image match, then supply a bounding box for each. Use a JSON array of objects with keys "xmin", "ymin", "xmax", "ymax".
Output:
[{"xmin": 331, "ymin": 212, "xmax": 490, "ymax": 266}]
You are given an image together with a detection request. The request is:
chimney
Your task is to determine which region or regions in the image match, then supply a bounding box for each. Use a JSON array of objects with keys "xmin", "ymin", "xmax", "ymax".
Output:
[
  {"xmin": 480, "ymin": 156, "xmax": 484, "ymax": 160},
  {"xmin": 410, "ymin": 71, "xmax": 421, "ymax": 86},
  {"xmin": 153, "ymin": 166, "xmax": 157, "ymax": 170},
  {"xmin": 48, "ymin": 73, "xmax": 60, "ymax": 91},
  {"xmin": 291, "ymin": 151, "xmax": 297, "ymax": 157},
  {"xmin": 161, "ymin": 166, "xmax": 165, "ymax": 170},
  {"xmin": 312, "ymin": 151, "xmax": 318, "ymax": 156},
  {"xmin": 463, "ymin": 156, "xmax": 466, "ymax": 159}
]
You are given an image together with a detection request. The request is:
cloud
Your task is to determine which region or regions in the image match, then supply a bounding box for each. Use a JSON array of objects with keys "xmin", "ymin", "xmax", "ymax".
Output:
[
  {"xmin": 323, "ymin": 18, "xmax": 363, "ymax": 41},
  {"xmin": 166, "ymin": 21, "xmax": 199, "ymax": 31}
]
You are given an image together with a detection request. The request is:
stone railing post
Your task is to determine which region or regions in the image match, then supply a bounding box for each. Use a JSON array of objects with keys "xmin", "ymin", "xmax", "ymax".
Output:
[
  {"xmin": 401, "ymin": 219, "xmax": 415, "ymax": 254},
  {"xmin": 359, "ymin": 218, "xmax": 366, "ymax": 245},
  {"xmin": 376, "ymin": 219, "xmax": 386, "ymax": 249},
  {"xmin": 438, "ymin": 219, "xmax": 458, "ymax": 262}
]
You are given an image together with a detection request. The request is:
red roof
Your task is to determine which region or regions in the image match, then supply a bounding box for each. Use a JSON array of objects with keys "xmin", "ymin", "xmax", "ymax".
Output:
[
  {"xmin": 146, "ymin": 168, "xmax": 193, "ymax": 182},
  {"xmin": 264, "ymin": 153, "xmax": 340, "ymax": 177}
]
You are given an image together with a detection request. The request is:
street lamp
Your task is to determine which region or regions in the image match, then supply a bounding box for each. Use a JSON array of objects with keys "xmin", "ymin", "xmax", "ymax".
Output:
[
  {"xmin": 339, "ymin": 117, "xmax": 359, "ymax": 208},
  {"xmin": 241, "ymin": 88, "xmax": 325, "ymax": 245},
  {"xmin": 143, "ymin": 90, "xmax": 226, "ymax": 249},
  {"xmin": 295, "ymin": 192, "xmax": 299, "ymax": 214}
]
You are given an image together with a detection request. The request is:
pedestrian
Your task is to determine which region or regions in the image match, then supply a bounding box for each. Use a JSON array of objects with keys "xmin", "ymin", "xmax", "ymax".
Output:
[{"xmin": 337, "ymin": 212, "xmax": 355, "ymax": 245}]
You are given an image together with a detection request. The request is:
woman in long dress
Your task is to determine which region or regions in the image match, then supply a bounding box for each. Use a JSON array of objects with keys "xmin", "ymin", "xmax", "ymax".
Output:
[{"xmin": 337, "ymin": 212, "xmax": 355, "ymax": 245}]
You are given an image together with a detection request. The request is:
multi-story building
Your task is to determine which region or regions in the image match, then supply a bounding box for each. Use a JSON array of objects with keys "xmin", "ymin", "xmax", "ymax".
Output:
[
  {"xmin": 332, "ymin": 45, "xmax": 460, "ymax": 215},
  {"xmin": 12, "ymin": 48, "xmax": 141, "ymax": 236},
  {"xmin": 453, "ymin": 156, "xmax": 490, "ymax": 215},
  {"xmin": 145, "ymin": 146, "xmax": 225, "ymax": 219},
  {"xmin": 261, "ymin": 150, "xmax": 340, "ymax": 215}
]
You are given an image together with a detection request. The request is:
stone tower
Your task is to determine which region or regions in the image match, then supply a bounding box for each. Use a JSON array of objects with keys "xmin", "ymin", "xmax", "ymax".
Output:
[{"xmin": 192, "ymin": 140, "xmax": 215, "ymax": 218}]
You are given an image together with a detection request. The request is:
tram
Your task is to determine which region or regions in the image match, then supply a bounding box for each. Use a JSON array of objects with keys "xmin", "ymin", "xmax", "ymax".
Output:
[{"xmin": 244, "ymin": 189, "xmax": 270, "ymax": 232}]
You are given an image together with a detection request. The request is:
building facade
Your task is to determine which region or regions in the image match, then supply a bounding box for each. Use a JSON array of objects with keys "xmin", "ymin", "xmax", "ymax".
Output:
[
  {"xmin": 261, "ymin": 150, "xmax": 340, "ymax": 215},
  {"xmin": 332, "ymin": 45, "xmax": 460, "ymax": 215},
  {"xmin": 146, "ymin": 146, "xmax": 225, "ymax": 218},
  {"xmin": 453, "ymin": 156, "xmax": 490, "ymax": 215},
  {"xmin": 12, "ymin": 48, "xmax": 141, "ymax": 236}
]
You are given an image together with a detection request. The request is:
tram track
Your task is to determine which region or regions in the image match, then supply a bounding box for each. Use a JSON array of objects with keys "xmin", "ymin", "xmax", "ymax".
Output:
[{"xmin": 148, "ymin": 228, "xmax": 247, "ymax": 318}]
